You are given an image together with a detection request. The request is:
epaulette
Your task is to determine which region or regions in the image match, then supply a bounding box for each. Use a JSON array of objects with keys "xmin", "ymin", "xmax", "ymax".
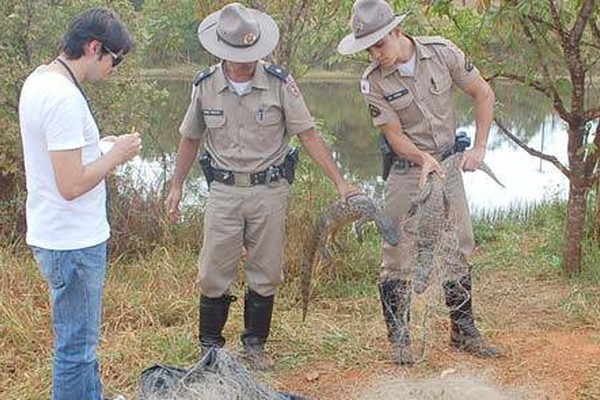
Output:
[
  {"xmin": 193, "ymin": 66, "xmax": 216, "ymax": 86},
  {"xmin": 361, "ymin": 60, "xmax": 380, "ymax": 79},
  {"xmin": 417, "ymin": 36, "xmax": 450, "ymax": 46},
  {"xmin": 264, "ymin": 63, "xmax": 289, "ymax": 81}
]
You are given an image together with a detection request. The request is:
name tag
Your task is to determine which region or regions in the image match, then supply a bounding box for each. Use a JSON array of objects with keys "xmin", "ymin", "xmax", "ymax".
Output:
[
  {"xmin": 202, "ymin": 109, "xmax": 224, "ymax": 116},
  {"xmin": 384, "ymin": 88, "xmax": 409, "ymax": 102}
]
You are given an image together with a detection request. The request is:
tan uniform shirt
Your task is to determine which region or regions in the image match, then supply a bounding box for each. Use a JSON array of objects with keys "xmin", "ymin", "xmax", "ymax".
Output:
[
  {"xmin": 179, "ymin": 60, "xmax": 314, "ymax": 172},
  {"xmin": 362, "ymin": 36, "xmax": 479, "ymax": 156},
  {"xmin": 360, "ymin": 36, "xmax": 480, "ymax": 281}
]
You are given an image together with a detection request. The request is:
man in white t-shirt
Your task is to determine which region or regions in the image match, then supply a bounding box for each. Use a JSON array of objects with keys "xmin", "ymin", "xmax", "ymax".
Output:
[{"xmin": 19, "ymin": 8, "xmax": 142, "ymax": 400}]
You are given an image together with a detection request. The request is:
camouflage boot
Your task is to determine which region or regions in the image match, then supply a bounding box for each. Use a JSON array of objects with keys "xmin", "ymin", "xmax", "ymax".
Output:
[
  {"xmin": 241, "ymin": 290, "xmax": 275, "ymax": 370},
  {"xmin": 378, "ymin": 279, "xmax": 414, "ymax": 366},
  {"xmin": 443, "ymin": 275, "xmax": 500, "ymax": 358},
  {"xmin": 198, "ymin": 294, "xmax": 236, "ymax": 356}
]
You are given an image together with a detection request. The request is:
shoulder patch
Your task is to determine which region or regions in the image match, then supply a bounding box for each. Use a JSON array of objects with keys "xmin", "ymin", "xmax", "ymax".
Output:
[
  {"xmin": 417, "ymin": 36, "xmax": 449, "ymax": 46},
  {"xmin": 264, "ymin": 63, "xmax": 289, "ymax": 81},
  {"xmin": 368, "ymin": 104, "xmax": 381, "ymax": 118},
  {"xmin": 265, "ymin": 63, "xmax": 301, "ymax": 96},
  {"xmin": 193, "ymin": 66, "xmax": 216, "ymax": 86}
]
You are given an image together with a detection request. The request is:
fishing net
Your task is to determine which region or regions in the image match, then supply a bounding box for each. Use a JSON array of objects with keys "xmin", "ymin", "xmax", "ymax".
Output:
[
  {"xmin": 358, "ymin": 373, "xmax": 540, "ymax": 400},
  {"xmin": 137, "ymin": 348, "xmax": 309, "ymax": 400}
]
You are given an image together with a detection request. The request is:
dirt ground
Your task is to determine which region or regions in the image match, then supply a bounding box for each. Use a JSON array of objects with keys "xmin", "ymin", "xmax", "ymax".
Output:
[
  {"xmin": 273, "ymin": 267, "xmax": 600, "ymax": 400},
  {"xmin": 276, "ymin": 329, "xmax": 600, "ymax": 399}
]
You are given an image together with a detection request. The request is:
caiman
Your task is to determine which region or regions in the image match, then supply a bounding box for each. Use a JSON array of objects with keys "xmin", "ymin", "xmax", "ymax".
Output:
[
  {"xmin": 403, "ymin": 154, "xmax": 504, "ymax": 295},
  {"xmin": 301, "ymin": 194, "xmax": 399, "ymax": 321}
]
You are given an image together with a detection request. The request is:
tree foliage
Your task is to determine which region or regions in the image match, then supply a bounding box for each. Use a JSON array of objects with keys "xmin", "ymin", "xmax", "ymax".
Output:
[
  {"xmin": 0, "ymin": 0, "xmax": 166, "ymax": 240},
  {"xmin": 196, "ymin": 0, "xmax": 355, "ymax": 77},
  {"xmin": 139, "ymin": 0, "xmax": 203, "ymax": 66},
  {"xmin": 425, "ymin": 0, "xmax": 600, "ymax": 276}
]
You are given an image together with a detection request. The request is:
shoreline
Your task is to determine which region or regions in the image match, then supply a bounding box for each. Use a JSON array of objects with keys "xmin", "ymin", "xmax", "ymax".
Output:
[{"xmin": 139, "ymin": 64, "xmax": 361, "ymax": 82}]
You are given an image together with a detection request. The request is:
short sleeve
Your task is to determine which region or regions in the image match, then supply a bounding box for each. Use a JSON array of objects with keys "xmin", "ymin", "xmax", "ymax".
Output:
[
  {"xmin": 442, "ymin": 40, "xmax": 480, "ymax": 90},
  {"xmin": 44, "ymin": 91, "xmax": 86, "ymax": 151},
  {"xmin": 179, "ymin": 84, "xmax": 206, "ymax": 139},
  {"xmin": 281, "ymin": 75, "xmax": 314, "ymax": 135}
]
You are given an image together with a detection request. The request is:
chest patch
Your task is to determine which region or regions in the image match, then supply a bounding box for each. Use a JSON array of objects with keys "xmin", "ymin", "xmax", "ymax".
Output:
[
  {"xmin": 202, "ymin": 109, "xmax": 224, "ymax": 116},
  {"xmin": 384, "ymin": 88, "xmax": 409, "ymax": 102}
]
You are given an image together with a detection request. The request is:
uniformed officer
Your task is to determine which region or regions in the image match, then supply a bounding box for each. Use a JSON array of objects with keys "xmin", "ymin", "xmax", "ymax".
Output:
[
  {"xmin": 165, "ymin": 3, "xmax": 359, "ymax": 370},
  {"xmin": 337, "ymin": 0, "xmax": 500, "ymax": 365}
]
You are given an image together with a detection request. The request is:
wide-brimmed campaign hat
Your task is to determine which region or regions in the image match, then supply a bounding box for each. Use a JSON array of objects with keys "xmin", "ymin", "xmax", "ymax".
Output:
[
  {"xmin": 337, "ymin": 0, "xmax": 407, "ymax": 55},
  {"xmin": 198, "ymin": 3, "xmax": 279, "ymax": 62}
]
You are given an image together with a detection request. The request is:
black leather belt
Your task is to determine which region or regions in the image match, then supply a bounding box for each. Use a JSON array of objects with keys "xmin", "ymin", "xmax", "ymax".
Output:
[
  {"xmin": 393, "ymin": 146, "xmax": 459, "ymax": 170},
  {"xmin": 212, "ymin": 165, "xmax": 283, "ymax": 187}
]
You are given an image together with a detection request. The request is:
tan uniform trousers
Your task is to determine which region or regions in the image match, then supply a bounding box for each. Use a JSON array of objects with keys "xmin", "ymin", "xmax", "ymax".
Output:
[
  {"xmin": 197, "ymin": 180, "xmax": 290, "ymax": 298},
  {"xmin": 381, "ymin": 163, "xmax": 474, "ymax": 283}
]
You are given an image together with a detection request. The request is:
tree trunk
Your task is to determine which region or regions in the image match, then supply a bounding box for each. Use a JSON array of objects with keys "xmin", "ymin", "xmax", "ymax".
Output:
[
  {"xmin": 563, "ymin": 177, "xmax": 589, "ymax": 277},
  {"xmin": 595, "ymin": 180, "xmax": 600, "ymax": 242}
]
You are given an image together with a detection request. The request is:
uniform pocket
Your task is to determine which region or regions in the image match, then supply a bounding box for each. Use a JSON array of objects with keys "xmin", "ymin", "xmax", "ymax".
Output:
[
  {"xmin": 252, "ymin": 106, "xmax": 283, "ymax": 150},
  {"xmin": 389, "ymin": 92, "xmax": 413, "ymax": 111},
  {"xmin": 255, "ymin": 106, "xmax": 282, "ymax": 127},
  {"xmin": 429, "ymin": 76, "xmax": 452, "ymax": 96},
  {"xmin": 388, "ymin": 90, "xmax": 421, "ymax": 126},
  {"xmin": 203, "ymin": 114, "xmax": 227, "ymax": 129},
  {"xmin": 428, "ymin": 76, "xmax": 454, "ymax": 120}
]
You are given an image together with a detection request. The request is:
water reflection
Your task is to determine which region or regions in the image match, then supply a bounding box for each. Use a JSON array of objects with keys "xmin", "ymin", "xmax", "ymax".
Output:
[{"xmin": 140, "ymin": 77, "xmax": 569, "ymax": 213}]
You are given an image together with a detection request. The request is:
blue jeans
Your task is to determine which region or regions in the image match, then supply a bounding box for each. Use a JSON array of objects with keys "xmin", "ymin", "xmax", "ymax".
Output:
[{"xmin": 31, "ymin": 241, "xmax": 107, "ymax": 400}]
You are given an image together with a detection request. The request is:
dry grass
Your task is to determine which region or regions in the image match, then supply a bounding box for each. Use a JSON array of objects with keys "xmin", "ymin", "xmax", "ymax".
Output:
[{"xmin": 1, "ymin": 199, "xmax": 600, "ymax": 399}]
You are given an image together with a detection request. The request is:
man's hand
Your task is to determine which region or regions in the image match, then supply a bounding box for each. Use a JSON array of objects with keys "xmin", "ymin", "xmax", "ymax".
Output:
[
  {"xmin": 337, "ymin": 182, "xmax": 362, "ymax": 201},
  {"xmin": 165, "ymin": 186, "xmax": 182, "ymax": 223},
  {"xmin": 110, "ymin": 133, "xmax": 142, "ymax": 164},
  {"xmin": 419, "ymin": 152, "xmax": 444, "ymax": 188},
  {"xmin": 460, "ymin": 147, "xmax": 486, "ymax": 172}
]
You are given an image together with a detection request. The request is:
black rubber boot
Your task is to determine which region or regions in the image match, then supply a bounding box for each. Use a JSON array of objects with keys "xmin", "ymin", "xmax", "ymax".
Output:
[
  {"xmin": 198, "ymin": 294, "xmax": 236, "ymax": 355},
  {"xmin": 378, "ymin": 279, "xmax": 414, "ymax": 366},
  {"xmin": 443, "ymin": 275, "xmax": 500, "ymax": 358},
  {"xmin": 241, "ymin": 290, "xmax": 275, "ymax": 370}
]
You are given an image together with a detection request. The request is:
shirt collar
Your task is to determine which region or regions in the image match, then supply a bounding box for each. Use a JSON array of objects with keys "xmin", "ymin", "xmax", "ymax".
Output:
[
  {"xmin": 214, "ymin": 60, "xmax": 269, "ymax": 93},
  {"xmin": 380, "ymin": 35, "xmax": 433, "ymax": 78},
  {"xmin": 214, "ymin": 63, "xmax": 229, "ymax": 93},
  {"xmin": 251, "ymin": 60, "xmax": 269, "ymax": 90}
]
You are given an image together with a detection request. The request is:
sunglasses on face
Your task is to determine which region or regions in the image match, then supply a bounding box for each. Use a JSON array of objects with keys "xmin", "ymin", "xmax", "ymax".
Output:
[{"xmin": 102, "ymin": 45, "xmax": 124, "ymax": 68}]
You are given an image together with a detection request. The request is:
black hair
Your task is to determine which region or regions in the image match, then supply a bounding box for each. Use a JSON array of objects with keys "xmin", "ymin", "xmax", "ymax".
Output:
[{"xmin": 60, "ymin": 7, "xmax": 134, "ymax": 59}]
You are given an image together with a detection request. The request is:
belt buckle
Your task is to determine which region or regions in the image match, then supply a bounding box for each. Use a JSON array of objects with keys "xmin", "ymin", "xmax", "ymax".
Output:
[
  {"xmin": 233, "ymin": 172, "xmax": 252, "ymax": 187},
  {"xmin": 266, "ymin": 166, "xmax": 280, "ymax": 188}
]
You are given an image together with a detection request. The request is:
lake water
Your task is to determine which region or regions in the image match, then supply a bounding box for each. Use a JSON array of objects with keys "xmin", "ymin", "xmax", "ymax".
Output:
[{"xmin": 132, "ymin": 77, "xmax": 570, "ymax": 213}]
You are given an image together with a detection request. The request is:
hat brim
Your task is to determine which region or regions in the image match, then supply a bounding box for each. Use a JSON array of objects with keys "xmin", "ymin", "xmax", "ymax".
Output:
[
  {"xmin": 198, "ymin": 9, "xmax": 279, "ymax": 62},
  {"xmin": 337, "ymin": 14, "xmax": 407, "ymax": 55}
]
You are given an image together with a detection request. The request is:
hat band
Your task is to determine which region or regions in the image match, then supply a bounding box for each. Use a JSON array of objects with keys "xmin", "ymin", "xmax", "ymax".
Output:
[
  {"xmin": 216, "ymin": 30, "xmax": 262, "ymax": 48},
  {"xmin": 354, "ymin": 15, "xmax": 395, "ymax": 39}
]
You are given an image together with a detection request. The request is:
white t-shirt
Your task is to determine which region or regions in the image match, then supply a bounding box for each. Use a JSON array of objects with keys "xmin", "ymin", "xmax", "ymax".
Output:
[
  {"xmin": 19, "ymin": 66, "xmax": 109, "ymax": 250},
  {"xmin": 397, "ymin": 51, "xmax": 417, "ymax": 77},
  {"xmin": 229, "ymin": 79, "xmax": 252, "ymax": 96}
]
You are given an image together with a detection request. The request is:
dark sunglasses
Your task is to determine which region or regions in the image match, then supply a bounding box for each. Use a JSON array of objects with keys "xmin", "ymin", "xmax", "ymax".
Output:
[{"xmin": 102, "ymin": 45, "xmax": 124, "ymax": 68}]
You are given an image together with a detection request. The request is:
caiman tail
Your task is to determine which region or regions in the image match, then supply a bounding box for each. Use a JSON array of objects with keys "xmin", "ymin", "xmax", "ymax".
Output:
[
  {"xmin": 300, "ymin": 194, "xmax": 400, "ymax": 320},
  {"xmin": 301, "ymin": 216, "xmax": 325, "ymax": 321}
]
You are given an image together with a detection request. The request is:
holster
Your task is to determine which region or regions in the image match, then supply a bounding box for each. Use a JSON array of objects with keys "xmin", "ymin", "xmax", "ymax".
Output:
[
  {"xmin": 198, "ymin": 151, "xmax": 214, "ymax": 188},
  {"xmin": 379, "ymin": 135, "xmax": 397, "ymax": 181},
  {"xmin": 281, "ymin": 147, "xmax": 300, "ymax": 184}
]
